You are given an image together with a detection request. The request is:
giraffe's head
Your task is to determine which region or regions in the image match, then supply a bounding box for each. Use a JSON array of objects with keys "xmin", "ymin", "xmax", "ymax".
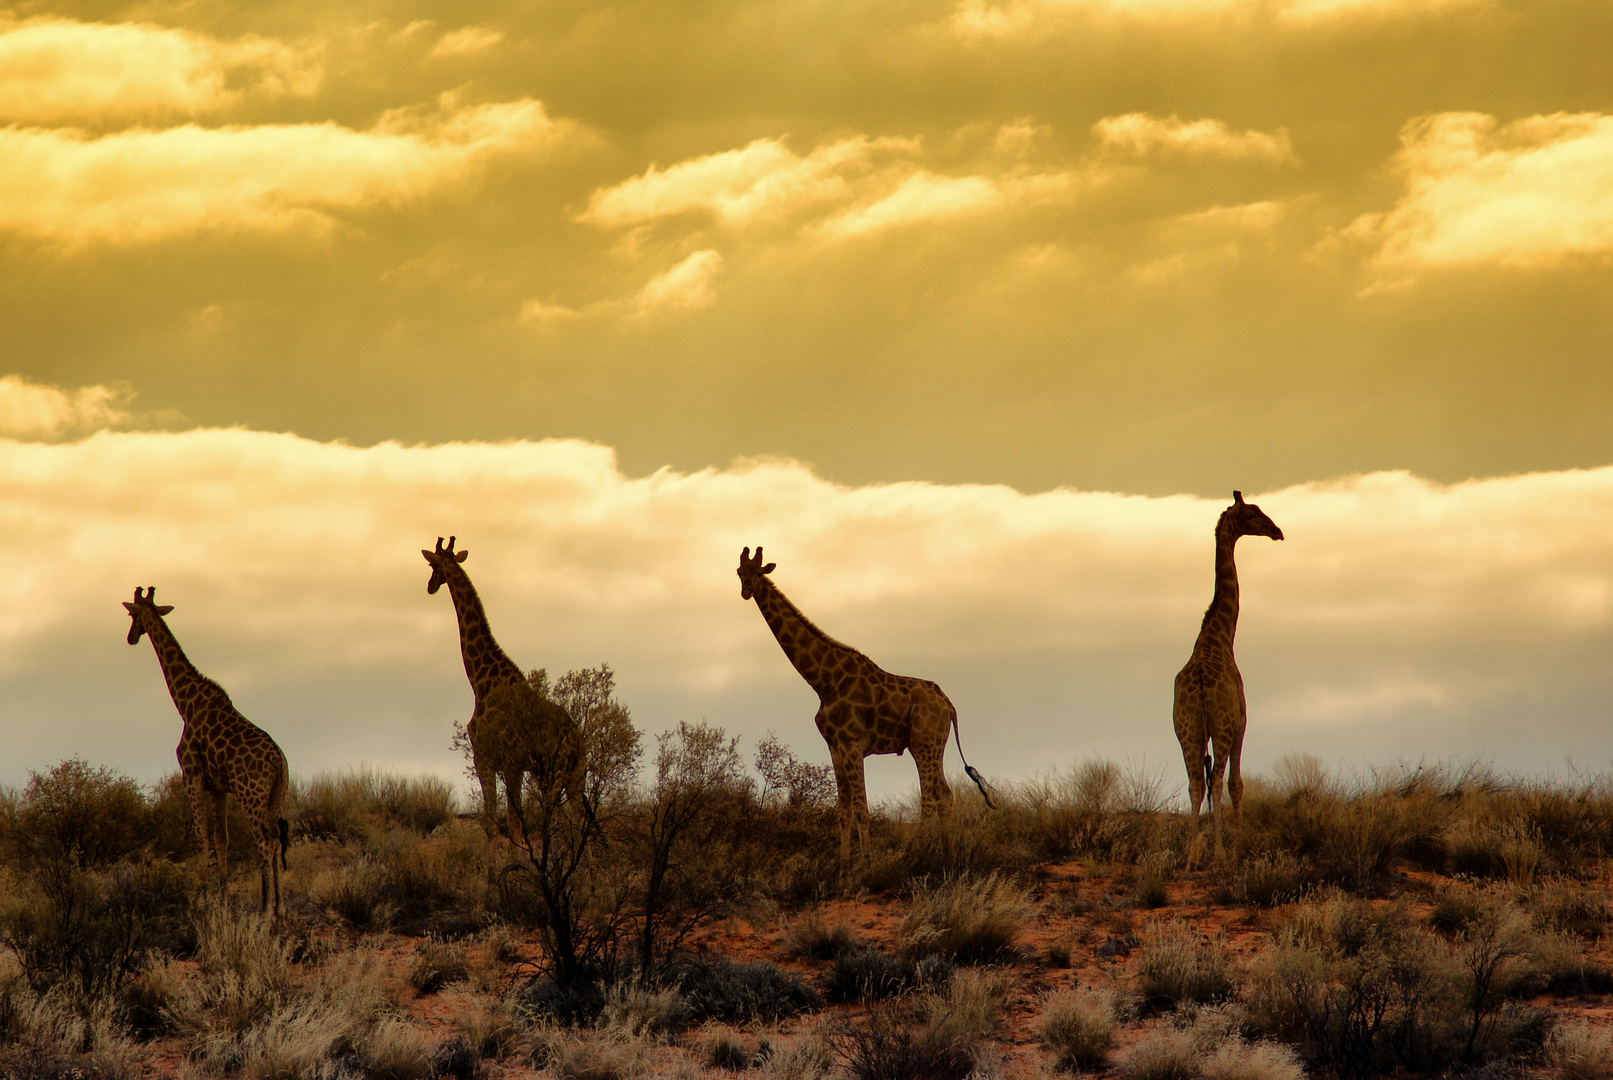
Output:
[
  {"xmin": 421, "ymin": 536, "xmax": 469, "ymax": 595},
  {"xmin": 122, "ymin": 586, "xmax": 174, "ymax": 645},
  {"xmin": 1222, "ymin": 491, "xmax": 1284, "ymax": 542},
  {"xmin": 737, "ymin": 546, "xmax": 776, "ymax": 600}
]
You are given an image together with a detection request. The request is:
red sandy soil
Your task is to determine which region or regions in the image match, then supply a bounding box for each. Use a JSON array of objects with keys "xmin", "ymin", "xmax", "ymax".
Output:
[{"xmin": 128, "ymin": 860, "xmax": 1613, "ymax": 1078}]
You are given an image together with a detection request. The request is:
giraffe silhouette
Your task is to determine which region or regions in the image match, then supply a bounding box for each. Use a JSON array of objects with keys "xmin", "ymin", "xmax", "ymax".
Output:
[
  {"xmin": 422, "ymin": 536, "xmax": 537, "ymax": 845},
  {"xmin": 737, "ymin": 546, "xmax": 991, "ymax": 883},
  {"xmin": 1173, "ymin": 491, "xmax": 1283, "ymax": 869},
  {"xmin": 123, "ymin": 587, "xmax": 289, "ymax": 917}
]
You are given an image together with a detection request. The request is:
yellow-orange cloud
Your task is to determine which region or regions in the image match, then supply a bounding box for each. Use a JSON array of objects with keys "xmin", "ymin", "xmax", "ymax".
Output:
[
  {"xmin": 0, "ymin": 17, "xmax": 319, "ymax": 123},
  {"xmin": 950, "ymin": 0, "xmax": 1482, "ymax": 38},
  {"xmin": 0, "ymin": 375, "xmax": 130, "ymax": 438},
  {"xmin": 1351, "ymin": 112, "xmax": 1613, "ymax": 272},
  {"xmin": 1094, "ymin": 113, "xmax": 1298, "ymax": 165},
  {"xmin": 580, "ymin": 136, "xmax": 916, "ymax": 229},
  {"xmin": 0, "ymin": 99, "xmax": 574, "ymax": 245}
]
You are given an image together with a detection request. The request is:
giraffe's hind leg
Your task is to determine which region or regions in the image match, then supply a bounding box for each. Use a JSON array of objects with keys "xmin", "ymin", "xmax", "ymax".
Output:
[
  {"xmin": 828, "ymin": 747, "xmax": 857, "ymax": 891},
  {"xmin": 1226, "ymin": 727, "xmax": 1247, "ymax": 862}
]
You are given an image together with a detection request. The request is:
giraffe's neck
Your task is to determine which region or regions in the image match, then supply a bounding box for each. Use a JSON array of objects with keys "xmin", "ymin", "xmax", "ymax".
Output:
[
  {"xmin": 1195, "ymin": 517, "xmax": 1241, "ymax": 651},
  {"xmin": 752, "ymin": 579, "xmax": 853, "ymax": 696},
  {"xmin": 444, "ymin": 566, "xmax": 523, "ymax": 695},
  {"xmin": 142, "ymin": 614, "xmax": 223, "ymax": 719}
]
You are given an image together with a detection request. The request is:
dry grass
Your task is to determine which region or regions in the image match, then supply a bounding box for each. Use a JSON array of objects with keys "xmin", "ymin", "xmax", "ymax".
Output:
[
  {"xmin": 1039, "ymin": 987, "xmax": 1115, "ymax": 1072},
  {"xmin": 1548, "ymin": 1021, "xmax": 1613, "ymax": 1080},
  {"xmin": 1134, "ymin": 920, "xmax": 1235, "ymax": 1011},
  {"xmin": 898, "ymin": 872, "xmax": 1033, "ymax": 964}
]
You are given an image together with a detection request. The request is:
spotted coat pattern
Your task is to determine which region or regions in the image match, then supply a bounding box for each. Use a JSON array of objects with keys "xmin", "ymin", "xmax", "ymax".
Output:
[
  {"xmin": 124, "ymin": 588, "xmax": 288, "ymax": 917},
  {"xmin": 1172, "ymin": 492, "xmax": 1283, "ymax": 869},
  {"xmin": 737, "ymin": 547, "xmax": 986, "ymax": 883},
  {"xmin": 421, "ymin": 538, "xmax": 534, "ymax": 845}
]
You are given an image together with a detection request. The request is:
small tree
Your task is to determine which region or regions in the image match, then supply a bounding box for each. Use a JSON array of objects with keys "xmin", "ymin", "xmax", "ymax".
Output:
[
  {"xmin": 632, "ymin": 723, "xmax": 751, "ymax": 977},
  {"xmin": 496, "ymin": 665, "xmax": 641, "ymax": 990}
]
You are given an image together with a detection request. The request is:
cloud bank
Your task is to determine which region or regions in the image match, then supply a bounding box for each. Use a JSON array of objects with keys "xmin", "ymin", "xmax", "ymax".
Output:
[{"xmin": 1, "ymin": 421, "xmax": 1608, "ymax": 796}]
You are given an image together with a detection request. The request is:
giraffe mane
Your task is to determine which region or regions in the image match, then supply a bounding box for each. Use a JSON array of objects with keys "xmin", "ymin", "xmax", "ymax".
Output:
[{"xmin": 758, "ymin": 576, "xmax": 872, "ymax": 663}]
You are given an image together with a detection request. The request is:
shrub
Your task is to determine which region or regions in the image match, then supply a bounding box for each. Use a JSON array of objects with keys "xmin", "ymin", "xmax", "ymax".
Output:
[
  {"xmin": 1547, "ymin": 1021, "xmax": 1613, "ymax": 1080},
  {"xmin": 0, "ymin": 855, "xmax": 194, "ymax": 1004},
  {"xmin": 1039, "ymin": 988, "xmax": 1115, "ymax": 1072},
  {"xmin": 825, "ymin": 951, "xmax": 909, "ymax": 1003},
  {"xmin": 898, "ymin": 872, "xmax": 1032, "ymax": 964},
  {"xmin": 0, "ymin": 760, "xmax": 151, "ymax": 871},
  {"xmin": 706, "ymin": 1027, "xmax": 752, "ymax": 1071},
  {"xmin": 1133, "ymin": 851, "xmax": 1174, "ymax": 909},
  {"xmin": 1533, "ymin": 885, "xmax": 1609, "ymax": 940},
  {"xmin": 917, "ymin": 968, "xmax": 1001, "ymax": 1065},
  {"xmin": 1200, "ymin": 1039, "xmax": 1305, "ymax": 1080},
  {"xmin": 784, "ymin": 910, "xmax": 859, "ymax": 961},
  {"xmin": 679, "ymin": 961, "xmax": 820, "ymax": 1023},
  {"xmin": 1240, "ymin": 852, "xmax": 1303, "ymax": 907},
  {"xmin": 408, "ymin": 941, "xmax": 470, "ymax": 994},
  {"xmin": 833, "ymin": 1006, "xmax": 974, "ymax": 1080},
  {"xmin": 1118, "ymin": 1026, "xmax": 1199, "ymax": 1080},
  {"xmin": 1134, "ymin": 921, "xmax": 1235, "ymax": 1011},
  {"xmin": 292, "ymin": 768, "xmax": 456, "ymax": 842},
  {"xmin": 600, "ymin": 981, "xmax": 690, "ymax": 1038},
  {"xmin": 758, "ymin": 1030, "xmax": 834, "ymax": 1080}
]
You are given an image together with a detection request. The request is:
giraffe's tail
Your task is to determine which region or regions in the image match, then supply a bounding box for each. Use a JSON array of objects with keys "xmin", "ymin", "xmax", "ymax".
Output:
[
  {"xmin": 278, "ymin": 817, "xmax": 289, "ymax": 870},
  {"xmin": 950, "ymin": 708, "xmax": 996, "ymax": 810}
]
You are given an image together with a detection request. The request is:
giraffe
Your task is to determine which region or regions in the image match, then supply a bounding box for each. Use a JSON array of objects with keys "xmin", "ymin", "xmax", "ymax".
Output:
[
  {"xmin": 421, "ymin": 535, "xmax": 536, "ymax": 845},
  {"xmin": 736, "ymin": 547, "xmax": 992, "ymax": 884},
  {"xmin": 1173, "ymin": 491, "xmax": 1283, "ymax": 870},
  {"xmin": 123, "ymin": 587, "xmax": 289, "ymax": 917}
]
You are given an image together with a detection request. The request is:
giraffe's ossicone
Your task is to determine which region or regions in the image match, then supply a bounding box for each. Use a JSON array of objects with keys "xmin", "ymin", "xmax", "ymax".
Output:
[
  {"xmin": 124, "ymin": 586, "xmax": 290, "ymax": 919},
  {"xmin": 1172, "ymin": 491, "xmax": 1283, "ymax": 870},
  {"xmin": 737, "ymin": 546, "xmax": 992, "ymax": 888}
]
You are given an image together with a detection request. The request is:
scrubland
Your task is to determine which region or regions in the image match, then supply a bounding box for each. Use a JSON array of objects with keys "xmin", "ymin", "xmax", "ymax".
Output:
[{"xmin": 4, "ymin": 720, "xmax": 1613, "ymax": 1080}]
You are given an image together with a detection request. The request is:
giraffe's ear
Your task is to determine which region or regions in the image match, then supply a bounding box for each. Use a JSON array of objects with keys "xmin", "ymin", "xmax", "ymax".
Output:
[
  {"xmin": 455, "ymin": 549, "xmax": 469, "ymax": 563},
  {"xmin": 122, "ymin": 602, "xmax": 138, "ymax": 613},
  {"xmin": 421, "ymin": 549, "xmax": 434, "ymax": 561},
  {"xmin": 760, "ymin": 562, "xmax": 775, "ymax": 575},
  {"xmin": 1233, "ymin": 490, "xmax": 1245, "ymax": 504},
  {"xmin": 154, "ymin": 605, "xmax": 174, "ymax": 616}
]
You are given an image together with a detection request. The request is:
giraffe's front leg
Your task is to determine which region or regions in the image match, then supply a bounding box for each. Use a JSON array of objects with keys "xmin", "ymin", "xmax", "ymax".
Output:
[
  {"xmin": 827, "ymin": 746, "xmax": 856, "ymax": 892},
  {"xmin": 1226, "ymin": 729, "xmax": 1247, "ymax": 863},
  {"xmin": 208, "ymin": 789, "xmax": 230, "ymax": 893},
  {"xmin": 186, "ymin": 775, "xmax": 214, "ymax": 879},
  {"xmin": 503, "ymin": 769, "xmax": 526, "ymax": 847},
  {"xmin": 1177, "ymin": 740, "xmax": 1208, "ymax": 871}
]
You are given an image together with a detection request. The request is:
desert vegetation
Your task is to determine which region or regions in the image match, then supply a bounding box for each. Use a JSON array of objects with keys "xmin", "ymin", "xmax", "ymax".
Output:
[{"xmin": 3, "ymin": 697, "xmax": 1612, "ymax": 1080}]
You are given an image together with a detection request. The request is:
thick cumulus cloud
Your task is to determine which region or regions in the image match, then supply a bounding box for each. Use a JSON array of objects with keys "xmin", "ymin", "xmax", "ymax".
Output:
[
  {"xmin": 0, "ymin": 99, "xmax": 573, "ymax": 244},
  {"xmin": 0, "ymin": 17, "xmax": 319, "ymax": 123},
  {"xmin": 0, "ymin": 375, "xmax": 130, "ymax": 438},
  {"xmin": 1, "ymin": 425, "xmax": 1609, "ymax": 794},
  {"xmin": 1351, "ymin": 112, "xmax": 1613, "ymax": 272}
]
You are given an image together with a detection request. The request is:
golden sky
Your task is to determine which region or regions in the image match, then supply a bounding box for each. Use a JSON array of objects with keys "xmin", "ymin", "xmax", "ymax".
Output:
[{"xmin": 2, "ymin": 0, "xmax": 1611, "ymax": 792}]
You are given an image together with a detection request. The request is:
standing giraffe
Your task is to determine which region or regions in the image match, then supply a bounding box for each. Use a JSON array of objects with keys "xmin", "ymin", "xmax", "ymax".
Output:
[
  {"xmin": 1173, "ymin": 491, "xmax": 1283, "ymax": 870},
  {"xmin": 421, "ymin": 536, "xmax": 532, "ymax": 845},
  {"xmin": 736, "ymin": 547, "xmax": 992, "ymax": 883},
  {"xmin": 123, "ymin": 587, "xmax": 289, "ymax": 917}
]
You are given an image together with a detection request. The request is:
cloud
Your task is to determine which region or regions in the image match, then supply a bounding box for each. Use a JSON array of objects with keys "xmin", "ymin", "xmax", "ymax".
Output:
[
  {"xmin": 633, "ymin": 250, "xmax": 724, "ymax": 314},
  {"xmin": 0, "ymin": 99, "xmax": 575, "ymax": 245},
  {"xmin": 429, "ymin": 26, "xmax": 504, "ymax": 58},
  {"xmin": 1, "ymin": 428, "xmax": 1610, "ymax": 791},
  {"xmin": 1094, "ymin": 113, "xmax": 1298, "ymax": 165},
  {"xmin": 0, "ymin": 17, "xmax": 319, "ymax": 123},
  {"xmin": 1348, "ymin": 112, "xmax": 1613, "ymax": 272},
  {"xmin": 521, "ymin": 250, "xmax": 724, "ymax": 322},
  {"xmin": 0, "ymin": 375, "xmax": 130, "ymax": 439},
  {"xmin": 816, "ymin": 170, "xmax": 1078, "ymax": 238},
  {"xmin": 949, "ymin": 0, "xmax": 1482, "ymax": 37},
  {"xmin": 580, "ymin": 136, "xmax": 914, "ymax": 229}
]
